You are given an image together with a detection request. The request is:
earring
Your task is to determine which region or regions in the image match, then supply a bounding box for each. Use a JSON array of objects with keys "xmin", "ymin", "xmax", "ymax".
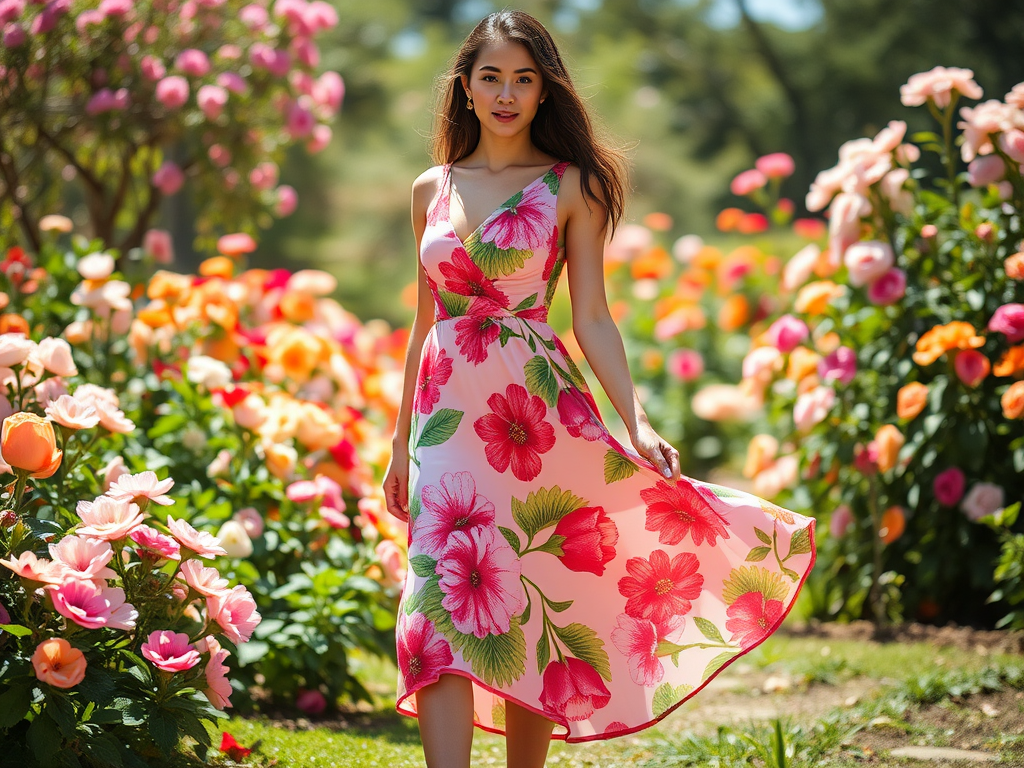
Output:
[{"xmin": 466, "ymin": 94, "xmax": 474, "ymax": 111}]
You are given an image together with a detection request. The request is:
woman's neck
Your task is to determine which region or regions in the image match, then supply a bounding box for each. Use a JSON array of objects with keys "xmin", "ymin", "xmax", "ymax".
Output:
[{"xmin": 461, "ymin": 129, "xmax": 550, "ymax": 172}]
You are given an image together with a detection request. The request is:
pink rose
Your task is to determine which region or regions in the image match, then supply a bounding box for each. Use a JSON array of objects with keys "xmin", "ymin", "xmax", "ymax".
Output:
[
  {"xmin": 98, "ymin": 0, "xmax": 130, "ymax": 16},
  {"xmin": 313, "ymin": 71, "xmax": 344, "ymax": 113},
  {"xmin": 900, "ymin": 66, "xmax": 983, "ymax": 109},
  {"xmin": 933, "ymin": 467, "xmax": 966, "ymax": 507},
  {"xmin": 829, "ymin": 504, "xmax": 852, "ymax": 538},
  {"xmin": 667, "ymin": 348, "xmax": 704, "ymax": 382},
  {"xmin": 968, "ymin": 155, "xmax": 1006, "ymax": 188},
  {"xmin": 793, "ymin": 386, "xmax": 835, "ymax": 432},
  {"xmin": 755, "ymin": 152, "xmax": 795, "ymax": 179},
  {"xmin": 249, "ymin": 162, "xmax": 278, "ymax": 191},
  {"xmin": 0, "ymin": 0, "xmax": 24, "ymax": 25},
  {"xmin": 828, "ymin": 192, "xmax": 872, "ymax": 260},
  {"xmin": 207, "ymin": 144, "xmax": 230, "ymax": 167},
  {"xmin": 250, "ymin": 43, "xmax": 290, "ymax": 77},
  {"xmin": 742, "ymin": 346, "xmax": 783, "ymax": 384},
  {"xmin": 374, "ymin": 539, "xmax": 406, "ymax": 587},
  {"xmin": 175, "ymin": 49, "xmax": 210, "ymax": 77},
  {"xmin": 988, "ymin": 303, "xmax": 1024, "ymax": 343},
  {"xmin": 275, "ymin": 185, "xmax": 297, "ymax": 217},
  {"xmin": 152, "ymin": 161, "xmax": 185, "ymax": 196},
  {"xmin": 305, "ymin": 0, "xmax": 337, "ymax": 31},
  {"xmin": 782, "ymin": 244, "xmax": 820, "ymax": 292},
  {"xmin": 85, "ymin": 88, "xmax": 129, "ymax": 116},
  {"xmin": 291, "ymin": 36, "xmax": 319, "ymax": 68},
  {"xmin": 960, "ymin": 482, "xmax": 1004, "ymax": 522},
  {"xmin": 197, "ymin": 85, "xmax": 228, "ymax": 120},
  {"xmin": 1000, "ymin": 129, "xmax": 1024, "ymax": 164},
  {"xmin": 730, "ymin": 168, "xmax": 767, "ymax": 196},
  {"xmin": 155, "ymin": 76, "xmax": 189, "ymax": 109},
  {"xmin": 844, "ymin": 240, "xmax": 894, "ymax": 287},
  {"xmin": 286, "ymin": 101, "xmax": 315, "ymax": 138},
  {"xmin": 817, "ymin": 346, "xmax": 857, "ymax": 385},
  {"xmin": 207, "ymin": 584, "xmax": 261, "ymax": 644},
  {"xmin": 48, "ymin": 580, "xmax": 137, "ymax": 630},
  {"xmin": 954, "ymin": 349, "xmax": 990, "ymax": 387},
  {"xmin": 872, "ymin": 120, "xmax": 907, "ymax": 154},
  {"xmin": 140, "ymin": 55, "xmax": 165, "ymax": 81},
  {"xmin": 306, "ymin": 124, "xmax": 332, "ymax": 154},
  {"xmin": 217, "ymin": 71, "xmax": 246, "ymax": 95},
  {"xmin": 867, "ymin": 267, "xmax": 906, "ymax": 306},
  {"xmin": 2, "ymin": 23, "xmax": 26, "ymax": 47},
  {"xmin": 765, "ymin": 314, "xmax": 809, "ymax": 354},
  {"xmin": 239, "ymin": 3, "xmax": 267, "ymax": 29},
  {"xmin": 141, "ymin": 630, "xmax": 201, "ymax": 673},
  {"xmin": 130, "ymin": 524, "xmax": 181, "ymax": 561},
  {"xmin": 958, "ymin": 100, "xmax": 1017, "ymax": 162},
  {"xmin": 233, "ymin": 507, "xmax": 263, "ymax": 538},
  {"xmin": 142, "ymin": 228, "xmax": 174, "ymax": 263}
]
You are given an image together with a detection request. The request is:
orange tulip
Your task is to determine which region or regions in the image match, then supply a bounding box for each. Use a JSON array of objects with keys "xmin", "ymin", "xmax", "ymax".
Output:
[
  {"xmin": 32, "ymin": 638, "xmax": 87, "ymax": 689},
  {"xmin": 879, "ymin": 506, "xmax": 905, "ymax": 544},
  {"xmin": 1, "ymin": 412, "xmax": 63, "ymax": 478},
  {"xmin": 1002, "ymin": 380, "xmax": 1024, "ymax": 419},
  {"xmin": 874, "ymin": 424, "xmax": 905, "ymax": 473},
  {"xmin": 896, "ymin": 382, "xmax": 929, "ymax": 420}
]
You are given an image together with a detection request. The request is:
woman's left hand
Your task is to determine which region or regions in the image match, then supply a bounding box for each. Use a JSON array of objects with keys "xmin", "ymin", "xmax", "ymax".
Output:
[{"xmin": 630, "ymin": 422, "xmax": 681, "ymax": 482}]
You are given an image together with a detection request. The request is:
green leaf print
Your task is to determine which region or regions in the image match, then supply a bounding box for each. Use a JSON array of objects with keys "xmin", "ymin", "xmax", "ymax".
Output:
[
  {"xmin": 745, "ymin": 546, "xmax": 771, "ymax": 562},
  {"xmin": 498, "ymin": 324, "xmax": 514, "ymax": 347},
  {"xmin": 512, "ymin": 293, "xmax": 538, "ymax": 312},
  {"xmin": 545, "ymin": 597, "xmax": 573, "ymax": 613},
  {"xmin": 417, "ymin": 408, "xmax": 464, "ymax": 448},
  {"xmin": 536, "ymin": 624, "xmax": 551, "ymax": 675},
  {"xmin": 409, "ymin": 554, "xmax": 437, "ymax": 578},
  {"xmin": 703, "ymin": 483, "xmax": 745, "ymax": 499},
  {"xmin": 603, "ymin": 449, "xmax": 639, "ymax": 484},
  {"xmin": 701, "ymin": 650, "xmax": 739, "ymax": 682},
  {"xmin": 523, "ymin": 355, "xmax": 559, "ymax": 408},
  {"xmin": 552, "ymin": 623, "xmax": 612, "ymax": 682},
  {"xmin": 787, "ymin": 527, "xmax": 813, "ymax": 558},
  {"xmin": 754, "ymin": 527, "xmax": 772, "ymax": 545},
  {"xmin": 520, "ymin": 593, "xmax": 532, "ymax": 626},
  {"xmin": 693, "ymin": 617, "xmax": 726, "ymax": 645},
  {"xmin": 498, "ymin": 525, "xmax": 522, "ymax": 555},
  {"xmin": 416, "ymin": 575, "xmax": 457, "ymax": 636},
  {"xmin": 534, "ymin": 534, "xmax": 565, "ymax": 557},
  {"xmin": 721, "ymin": 566, "xmax": 789, "ymax": 606},
  {"xmin": 491, "ymin": 701, "xmax": 506, "ymax": 728},
  {"xmin": 437, "ymin": 289, "xmax": 470, "ymax": 319},
  {"xmin": 561, "ymin": 353, "xmax": 588, "ymax": 389},
  {"xmin": 409, "ymin": 494, "xmax": 421, "ymax": 522},
  {"xmin": 458, "ymin": 617, "xmax": 528, "ymax": 688},
  {"xmin": 543, "ymin": 254, "xmax": 564, "ymax": 307},
  {"xmin": 465, "ymin": 235, "xmax": 530, "ymax": 279},
  {"xmin": 543, "ymin": 169, "xmax": 560, "ymax": 196},
  {"xmin": 510, "ymin": 486, "xmax": 587, "ymax": 540}
]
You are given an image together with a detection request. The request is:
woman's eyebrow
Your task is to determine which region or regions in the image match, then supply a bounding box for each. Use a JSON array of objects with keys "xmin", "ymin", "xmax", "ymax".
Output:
[{"xmin": 478, "ymin": 65, "xmax": 539, "ymax": 74}]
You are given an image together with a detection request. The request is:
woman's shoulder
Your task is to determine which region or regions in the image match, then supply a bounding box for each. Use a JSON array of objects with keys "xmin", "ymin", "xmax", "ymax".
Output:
[{"xmin": 411, "ymin": 165, "xmax": 446, "ymax": 210}]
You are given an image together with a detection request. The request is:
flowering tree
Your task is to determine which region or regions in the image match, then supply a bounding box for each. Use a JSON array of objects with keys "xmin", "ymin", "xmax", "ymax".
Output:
[
  {"xmin": 707, "ymin": 67, "xmax": 1024, "ymax": 625},
  {"xmin": 0, "ymin": 0, "xmax": 342, "ymax": 253}
]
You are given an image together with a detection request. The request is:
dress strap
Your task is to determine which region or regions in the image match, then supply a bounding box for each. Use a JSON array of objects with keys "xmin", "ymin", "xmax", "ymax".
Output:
[
  {"xmin": 426, "ymin": 164, "xmax": 452, "ymax": 226},
  {"xmin": 552, "ymin": 160, "xmax": 571, "ymax": 180}
]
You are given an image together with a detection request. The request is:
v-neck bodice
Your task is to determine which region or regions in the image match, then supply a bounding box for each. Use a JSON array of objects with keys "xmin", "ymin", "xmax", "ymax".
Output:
[{"xmin": 420, "ymin": 161, "xmax": 571, "ymax": 324}]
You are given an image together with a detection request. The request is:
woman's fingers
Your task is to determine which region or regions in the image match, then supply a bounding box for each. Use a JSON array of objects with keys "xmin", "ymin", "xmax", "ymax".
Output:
[
  {"xmin": 384, "ymin": 472, "xmax": 409, "ymax": 521},
  {"xmin": 663, "ymin": 442, "xmax": 681, "ymax": 481},
  {"xmin": 646, "ymin": 444, "xmax": 672, "ymax": 479}
]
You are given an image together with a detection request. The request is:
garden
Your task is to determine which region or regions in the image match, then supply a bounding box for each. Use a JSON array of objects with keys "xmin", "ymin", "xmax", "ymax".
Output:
[{"xmin": 0, "ymin": 0, "xmax": 1022, "ymax": 766}]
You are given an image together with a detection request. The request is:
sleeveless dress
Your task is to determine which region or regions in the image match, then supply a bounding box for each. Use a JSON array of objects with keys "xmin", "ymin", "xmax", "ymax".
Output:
[{"xmin": 395, "ymin": 161, "xmax": 816, "ymax": 743}]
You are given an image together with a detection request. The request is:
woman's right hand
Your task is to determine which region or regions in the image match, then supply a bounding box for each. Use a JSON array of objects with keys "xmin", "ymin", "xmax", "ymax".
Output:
[{"xmin": 383, "ymin": 441, "xmax": 411, "ymax": 522}]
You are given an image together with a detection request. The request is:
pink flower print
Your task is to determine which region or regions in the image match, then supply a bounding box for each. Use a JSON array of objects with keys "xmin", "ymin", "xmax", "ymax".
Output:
[
  {"xmin": 415, "ymin": 345, "xmax": 453, "ymax": 415},
  {"xmin": 725, "ymin": 591, "xmax": 784, "ymax": 650},
  {"xmin": 480, "ymin": 184, "xmax": 554, "ymax": 252},
  {"xmin": 610, "ymin": 613, "xmax": 663, "ymax": 686},
  {"xmin": 141, "ymin": 630, "xmax": 201, "ymax": 673},
  {"xmin": 618, "ymin": 549, "xmax": 704, "ymax": 627},
  {"xmin": 473, "ymin": 383, "xmax": 556, "ymax": 482},
  {"xmin": 417, "ymin": 471, "xmax": 496, "ymax": 558},
  {"xmin": 397, "ymin": 613, "xmax": 454, "ymax": 691},
  {"xmin": 552, "ymin": 506, "xmax": 618, "ymax": 576},
  {"xmin": 641, "ymin": 480, "xmax": 730, "ymax": 547},
  {"xmin": 454, "ymin": 311, "xmax": 501, "ymax": 364},
  {"xmin": 556, "ymin": 387, "xmax": 605, "ymax": 442},
  {"xmin": 436, "ymin": 525, "xmax": 524, "ymax": 638},
  {"xmin": 539, "ymin": 657, "xmax": 611, "ymax": 722},
  {"xmin": 438, "ymin": 247, "xmax": 509, "ymax": 306}
]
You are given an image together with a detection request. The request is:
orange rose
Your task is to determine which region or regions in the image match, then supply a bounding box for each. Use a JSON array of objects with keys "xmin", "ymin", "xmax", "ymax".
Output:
[
  {"xmin": 199, "ymin": 256, "xmax": 234, "ymax": 280},
  {"xmin": 32, "ymin": 638, "xmax": 87, "ymax": 689},
  {"xmin": 815, "ymin": 332, "xmax": 841, "ymax": 355},
  {"xmin": 0, "ymin": 313, "xmax": 29, "ymax": 335},
  {"xmin": 263, "ymin": 441, "xmax": 297, "ymax": 480},
  {"xmin": 879, "ymin": 506, "xmax": 906, "ymax": 544},
  {"xmin": 896, "ymin": 382, "xmax": 929, "ymax": 420},
  {"xmin": 1002, "ymin": 380, "xmax": 1024, "ymax": 419},
  {"xmin": 912, "ymin": 321, "xmax": 985, "ymax": 366},
  {"xmin": 692, "ymin": 245, "xmax": 723, "ymax": 271},
  {"xmin": 787, "ymin": 347, "xmax": 821, "ymax": 381},
  {"xmin": 1005, "ymin": 251, "xmax": 1024, "ymax": 280},
  {"xmin": 874, "ymin": 424, "xmax": 905, "ymax": 473},
  {"xmin": 642, "ymin": 211, "xmax": 673, "ymax": 231},
  {"xmin": 147, "ymin": 270, "xmax": 192, "ymax": 302},
  {"xmin": 743, "ymin": 434, "xmax": 779, "ymax": 478},
  {"xmin": 715, "ymin": 208, "xmax": 744, "ymax": 233},
  {"xmin": 1, "ymin": 412, "xmax": 63, "ymax": 478},
  {"xmin": 630, "ymin": 246, "xmax": 672, "ymax": 280},
  {"xmin": 266, "ymin": 326, "xmax": 327, "ymax": 383},
  {"xmin": 994, "ymin": 345, "xmax": 1024, "ymax": 377},
  {"xmin": 794, "ymin": 280, "xmax": 843, "ymax": 315},
  {"xmin": 717, "ymin": 294, "xmax": 749, "ymax": 332}
]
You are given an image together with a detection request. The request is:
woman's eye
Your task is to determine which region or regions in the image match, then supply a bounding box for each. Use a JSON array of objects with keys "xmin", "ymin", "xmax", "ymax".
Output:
[
  {"xmin": 482, "ymin": 75, "xmax": 497, "ymax": 82},
  {"xmin": 518, "ymin": 77, "xmax": 532, "ymax": 84}
]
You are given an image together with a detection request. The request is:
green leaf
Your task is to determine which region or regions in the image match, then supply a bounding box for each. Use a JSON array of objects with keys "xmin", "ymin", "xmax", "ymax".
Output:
[
  {"xmin": 148, "ymin": 708, "xmax": 179, "ymax": 756},
  {"xmin": 0, "ymin": 623, "xmax": 32, "ymax": 637},
  {"xmin": 603, "ymin": 449, "xmax": 638, "ymax": 484},
  {"xmin": 746, "ymin": 546, "xmax": 771, "ymax": 562},
  {"xmin": 528, "ymin": 334, "xmax": 537, "ymax": 352},
  {"xmin": 409, "ymin": 494, "xmax": 422, "ymax": 522},
  {"xmin": 497, "ymin": 525, "xmax": 522, "ymax": 555},
  {"xmin": 651, "ymin": 683, "xmax": 677, "ymax": 718},
  {"xmin": 459, "ymin": 617, "xmax": 527, "ymax": 688},
  {"xmin": 27, "ymin": 711, "xmax": 61, "ymax": 765},
  {"xmin": 754, "ymin": 527, "xmax": 772, "ymax": 546},
  {"xmin": 512, "ymin": 293, "xmax": 538, "ymax": 312},
  {"xmin": 702, "ymin": 650, "xmax": 739, "ymax": 682},
  {"xmin": 534, "ymin": 534, "xmax": 565, "ymax": 557},
  {"xmin": 543, "ymin": 169, "xmax": 560, "ymax": 195},
  {"xmin": 47, "ymin": 692, "xmax": 78, "ymax": 738},
  {"xmin": 536, "ymin": 624, "xmax": 551, "ymax": 675},
  {"xmin": 510, "ymin": 486, "xmax": 587, "ymax": 540},
  {"xmin": 524, "ymin": 356, "xmax": 558, "ymax": 408},
  {"xmin": 438, "ymin": 290, "xmax": 470, "ymax": 318},
  {"xmin": 693, "ymin": 617, "xmax": 726, "ymax": 644},
  {"xmin": 410, "ymin": 554, "xmax": 437, "ymax": 578},
  {"xmin": 465, "ymin": 236, "xmax": 530, "ymax": 279},
  {"xmin": 491, "ymin": 700, "xmax": 506, "ymax": 728},
  {"xmin": 520, "ymin": 594, "xmax": 532, "ymax": 626},
  {"xmin": 545, "ymin": 597, "xmax": 573, "ymax": 613},
  {"xmin": 498, "ymin": 324, "xmax": 514, "ymax": 347},
  {"xmin": 82, "ymin": 733, "xmax": 123, "ymax": 767},
  {"xmin": 552, "ymin": 622, "xmax": 612, "ymax": 682},
  {"xmin": 417, "ymin": 408, "xmax": 464, "ymax": 448},
  {"xmin": 786, "ymin": 527, "xmax": 812, "ymax": 558},
  {"xmin": 0, "ymin": 682, "xmax": 33, "ymax": 728}
]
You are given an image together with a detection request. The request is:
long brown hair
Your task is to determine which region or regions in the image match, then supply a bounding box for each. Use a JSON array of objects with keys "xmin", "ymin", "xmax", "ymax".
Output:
[{"xmin": 430, "ymin": 10, "xmax": 628, "ymax": 231}]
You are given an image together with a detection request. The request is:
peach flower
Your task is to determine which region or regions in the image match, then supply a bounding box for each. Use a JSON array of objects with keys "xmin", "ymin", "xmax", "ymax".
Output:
[
  {"xmin": 0, "ymin": 333, "xmax": 35, "ymax": 367},
  {"xmin": 899, "ymin": 66, "xmax": 982, "ymax": 108},
  {"xmin": 76, "ymin": 252, "xmax": 115, "ymax": 281},
  {"xmin": 874, "ymin": 425, "xmax": 905, "ymax": 473},
  {"xmin": 32, "ymin": 639, "xmax": 87, "ymax": 689},
  {"xmin": 29, "ymin": 337, "xmax": 77, "ymax": 377},
  {"xmin": 215, "ymin": 520, "xmax": 254, "ymax": 558},
  {"xmin": 743, "ymin": 434, "xmax": 779, "ymax": 479},
  {"xmin": 167, "ymin": 516, "xmax": 227, "ymax": 558},
  {"xmin": 1, "ymin": 412, "xmax": 63, "ymax": 478},
  {"xmin": 782, "ymin": 244, "xmax": 820, "ymax": 292},
  {"xmin": 179, "ymin": 559, "xmax": 231, "ymax": 598},
  {"xmin": 844, "ymin": 241, "xmax": 894, "ymax": 287},
  {"xmin": 794, "ymin": 281, "xmax": 844, "ymax": 315},
  {"xmin": 896, "ymin": 382, "xmax": 929, "ymax": 420},
  {"xmin": 108, "ymin": 471, "xmax": 175, "ymax": 506},
  {"xmin": 1002, "ymin": 380, "xmax": 1024, "ymax": 419},
  {"xmin": 752, "ymin": 454, "xmax": 799, "ymax": 498},
  {"xmin": 1, "ymin": 550, "xmax": 65, "ymax": 584},
  {"xmin": 1005, "ymin": 252, "xmax": 1024, "ymax": 280},
  {"xmin": 76, "ymin": 496, "xmax": 143, "ymax": 540},
  {"xmin": 45, "ymin": 395, "xmax": 99, "ymax": 430},
  {"xmin": 793, "ymin": 386, "xmax": 836, "ymax": 432}
]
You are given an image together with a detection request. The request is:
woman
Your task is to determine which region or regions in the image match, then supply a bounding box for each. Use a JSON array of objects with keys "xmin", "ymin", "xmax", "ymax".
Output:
[{"xmin": 382, "ymin": 10, "xmax": 816, "ymax": 768}]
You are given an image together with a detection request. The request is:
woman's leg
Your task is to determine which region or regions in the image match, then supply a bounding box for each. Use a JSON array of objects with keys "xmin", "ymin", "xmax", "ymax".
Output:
[
  {"xmin": 505, "ymin": 700, "xmax": 556, "ymax": 768},
  {"xmin": 416, "ymin": 674, "xmax": 475, "ymax": 768}
]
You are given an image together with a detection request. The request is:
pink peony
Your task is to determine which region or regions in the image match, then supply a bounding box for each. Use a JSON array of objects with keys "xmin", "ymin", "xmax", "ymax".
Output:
[
  {"xmin": 76, "ymin": 496, "xmax": 143, "ymax": 541},
  {"xmin": 108, "ymin": 470, "xmax": 175, "ymax": 506},
  {"xmin": 142, "ymin": 630, "xmax": 201, "ymax": 672},
  {"xmin": 755, "ymin": 152, "xmax": 795, "ymax": 179},
  {"xmin": 730, "ymin": 168, "xmax": 767, "ymax": 196},
  {"xmin": 967, "ymin": 155, "xmax": 1006, "ymax": 188},
  {"xmin": 666, "ymin": 348, "xmax": 704, "ymax": 382},
  {"xmin": 207, "ymin": 584, "xmax": 261, "ymax": 644},
  {"xmin": 818, "ymin": 346, "xmax": 857, "ymax": 385},
  {"xmin": 954, "ymin": 349, "xmax": 990, "ymax": 388},
  {"xmin": 175, "ymin": 49, "xmax": 210, "ymax": 77},
  {"xmin": 197, "ymin": 85, "xmax": 228, "ymax": 120},
  {"xmin": 765, "ymin": 315, "xmax": 809, "ymax": 354},
  {"xmin": 49, "ymin": 535, "xmax": 115, "ymax": 581},
  {"xmin": 867, "ymin": 267, "xmax": 907, "ymax": 306},
  {"xmin": 844, "ymin": 240, "xmax": 894, "ymax": 287},
  {"xmin": 900, "ymin": 66, "xmax": 983, "ymax": 109},
  {"xmin": 48, "ymin": 580, "xmax": 137, "ymax": 630},
  {"xmin": 933, "ymin": 467, "xmax": 966, "ymax": 507},
  {"xmin": 155, "ymin": 76, "xmax": 189, "ymax": 109},
  {"xmin": 152, "ymin": 161, "xmax": 185, "ymax": 196},
  {"xmin": 167, "ymin": 516, "xmax": 227, "ymax": 558},
  {"xmin": 960, "ymin": 482, "xmax": 1004, "ymax": 522},
  {"xmin": 793, "ymin": 386, "xmax": 836, "ymax": 432},
  {"xmin": 988, "ymin": 303, "xmax": 1024, "ymax": 343},
  {"xmin": 129, "ymin": 524, "xmax": 181, "ymax": 561}
]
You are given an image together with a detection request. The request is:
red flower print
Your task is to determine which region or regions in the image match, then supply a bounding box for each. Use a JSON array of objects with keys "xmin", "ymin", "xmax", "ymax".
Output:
[
  {"xmin": 454, "ymin": 306, "xmax": 501, "ymax": 364},
  {"xmin": 725, "ymin": 591, "xmax": 784, "ymax": 650},
  {"xmin": 416, "ymin": 471, "xmax": 495, "ymax": 557},
  {"xmin": 480, "ymin": 184, "xmax": 554, "ymax": 252},
  {"xmin": 473, "ymin": 383, "xmax": 556, "ymax": 482},
  {"xmin": 618, "ymin": 549, "xmax": 704, "ymax": 626},
  {"xmin": 397, "ymin": 612, "xmax": 454, "ymax": 691},
  {"xmin": 542, "ymin": 225, "xmax": 560, "ymax": 281},
  {"xmin": 439, "ymin": 247, "xmax": 509, "ymax": 306},
  {"xmin": 415, "ymin": 345, "xmax": 453, "ymax": 415},
  {"xmin": 556, "ymin": 387, "xmax": 606, "ymax": 442},
  {"xmin": 437, "ymin": 525, "xmax": 524, "ymax": 638},
  {"xmin": 641, "ymin": 480, "xmax": 731, "ymax": 547},
  {"xmin": 552, "ymin": 506, "xmax": 618, "ymax": 576},
  {"xmin": 539, "ymin": 657, "xmax": 611, "ymax": 722},
  {"xmin": 610, "ymin": 613, "xmax": 663, "ymax": 686}
]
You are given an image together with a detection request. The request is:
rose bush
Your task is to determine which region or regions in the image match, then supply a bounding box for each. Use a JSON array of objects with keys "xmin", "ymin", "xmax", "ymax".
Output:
[{"xmin": 696, "ymin": 67, "xmax": 1024, "ymax": 626}]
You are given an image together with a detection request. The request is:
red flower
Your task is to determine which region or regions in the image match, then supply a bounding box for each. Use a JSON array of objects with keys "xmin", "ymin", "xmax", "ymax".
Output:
[
  {"xmin": 542, "ymin": 225, "xmax": 561, "ymax": 281},
  {"xmin": 415, "ymin": 344, "xmax": 454, "ymax": 414},
  {"xmin": 725, "ymin": 591, "xmax": 784, "ymax": 650},
  {"xmin": 454, "ymin": 305, "xmax": 501, "ymax": 364},
  {"xmin": 219, "ymin": 732, "xmax": 253, "ymax": 761},
  {"xmin": 553, "ymin": 506, "xmax": 618, "ymax": 576},
  {"xmin": 397, "ymin": 613, "xmax": 455, "ymax": 690},
  {"xmin": 641, "ymin": 480, "xmax": 730, "ymax": 547},
  {"xmin": 556, "ymin": 387, "xmax": 606, "ymax": 441},
  {"xmin": 539, "ymin": 657, "xmax": 611, "ymax": 722},
  {"xmin": 473, "ymin": 383, "xmax": 555, "ymax": 482},
  {"xmin": 438, "ymin": 247, "xmax": 509, "ymax": 306},
  {"xmin": 618, "ymin": 549, "xmax": 704, "ymax": 626}
]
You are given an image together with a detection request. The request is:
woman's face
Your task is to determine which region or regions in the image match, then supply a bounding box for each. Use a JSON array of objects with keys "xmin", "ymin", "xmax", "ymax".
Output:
[{"xmin": 462, "ymin": 39, "xmax": 546, "ymax": 136}]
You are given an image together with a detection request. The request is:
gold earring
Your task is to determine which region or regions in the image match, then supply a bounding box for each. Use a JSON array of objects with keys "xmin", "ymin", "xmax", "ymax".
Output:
[{"xmin": 466, "ymin": 94, "xmax": 474, "ymax": 111}]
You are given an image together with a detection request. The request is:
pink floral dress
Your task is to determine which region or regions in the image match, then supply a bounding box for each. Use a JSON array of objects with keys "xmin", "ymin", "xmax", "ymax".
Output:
[{"xmin": 396, "ymin": 161, "xmax": 816, "ymax": 742}]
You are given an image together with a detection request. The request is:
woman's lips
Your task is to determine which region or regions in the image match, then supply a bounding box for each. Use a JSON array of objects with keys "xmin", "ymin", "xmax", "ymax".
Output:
[{"xmin": 492, "ymin": 112, "xmax": 518, "ymax": 123}]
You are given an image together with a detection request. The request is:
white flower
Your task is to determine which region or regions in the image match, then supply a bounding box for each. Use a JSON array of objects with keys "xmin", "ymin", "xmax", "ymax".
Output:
[
  {"xmin": 108, "ymin": 471, "xmax": 175, "ymax": 506},
  {"xmin": 960, "ymin": 482, "xmax": 1005, "ymax": 522},
  {"xmin": 77, "ymin": 252, "xmax": 116, "ymax": 280},
  {"xmin": 45, "ymin": 394, "xmax": 100, "ymax": 430},
  {"xmin": 215, "ymin": 520, "xmax": 254, "ymax": 558},
  {"xmin": 186, "ymin": 355, "xmax": 232, "ymax": 390},
  {"xmin": 0, "ymin": 334, "xmax": 34, "ymax": 367}
]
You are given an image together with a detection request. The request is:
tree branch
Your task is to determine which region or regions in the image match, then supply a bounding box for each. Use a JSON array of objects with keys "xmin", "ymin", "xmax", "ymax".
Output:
[{"xmin": 0, "ymin": 144, "xmax": 41, "ymax": 252}]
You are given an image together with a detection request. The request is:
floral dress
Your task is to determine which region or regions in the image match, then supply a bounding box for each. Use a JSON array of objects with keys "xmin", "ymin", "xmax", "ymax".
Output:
[{"xmin": 395, "ymin": 161, "xmax": 816, "ymax": 742}]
